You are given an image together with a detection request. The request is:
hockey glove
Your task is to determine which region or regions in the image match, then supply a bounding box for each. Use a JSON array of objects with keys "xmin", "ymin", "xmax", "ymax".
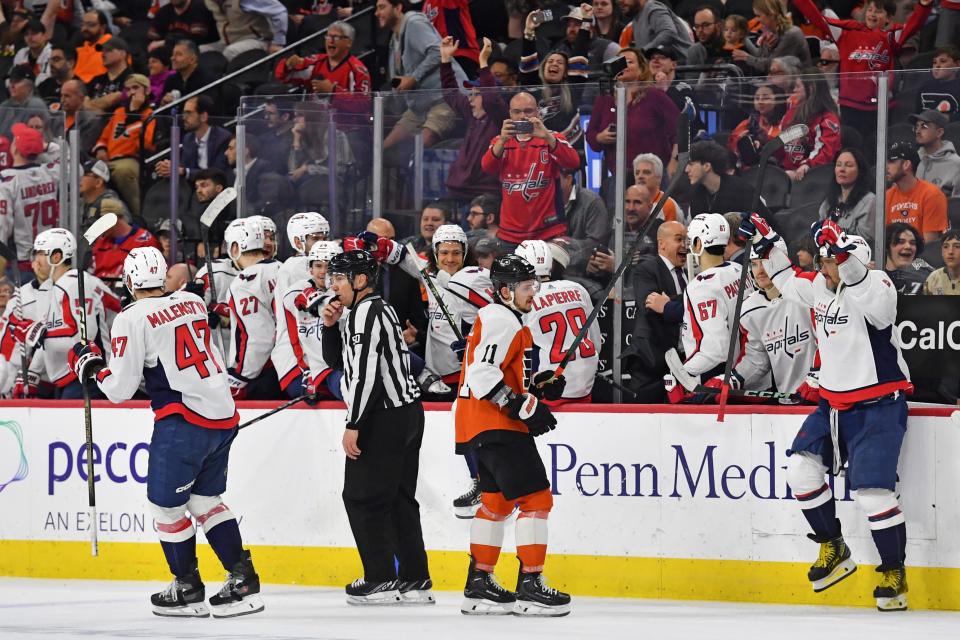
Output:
[
  {"xmin": 506, "ymin": 392, "xmax": 557, "ymax": 437},
  {"xmin": 692, "ymin": 371, "xmax": 743, "ymax": 404},
  {"xmin": 795, "ymin": 369, "xmax": 820, "ymax": 405},
  {"xmin": 208, "ymin": 302, "xmax": 231, "ymax": 329},
  {"xmin": 12, "ymin": 372, "xmax": 40, "ymax": 399},
  {"xmin": 738, "ymin": 212, "xmax": 780, "ymax": 259},
  {"xmin": 183, "ymin": 280, "xmax": 205, "ymax": 298},
  {"xmin": 449, "ymin": 338, "xmax": 467, "ymax": 363},
  {"xmin": 68, "ymin": 341, "xmax": 105, "ymax": 381},
  {"xmin": 664, "ymin": 374, "xmax": 690, "ymax": 404},
  {"xmin": 13, "ymin": 319, "xmax": 46, "ymax": 349},
  {"xmin": 811, "ymin": 220, "xmax": 855, "ymax": 263},
  {"xmin": 303, "ymin": 370, "xmax": 321, "ymax": 405},
  {"xmin": 417, "ymin": 367, "xmax": 452, "ymax": 395},
  {"xmin": 226, "ymin": 370, "xmax": 249, "ymax": 400},
  {"xmin": 531, "ymin": 370, "xmax": 566, "ymax": 401},
  {"xmin": 294, "ymin": 286, "xmax": 326, "ymax": 317}
]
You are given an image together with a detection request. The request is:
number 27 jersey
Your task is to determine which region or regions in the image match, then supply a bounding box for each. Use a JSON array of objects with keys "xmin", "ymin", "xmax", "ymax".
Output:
[{"xmin": 94, "ymin": 290, "xmax": 238, "ymax": 429}]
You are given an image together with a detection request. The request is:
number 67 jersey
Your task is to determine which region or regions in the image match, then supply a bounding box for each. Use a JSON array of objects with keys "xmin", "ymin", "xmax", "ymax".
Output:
[
  {"xmin": 525, "ymin": 279, "xmax": 600, "ymax": 401},
  {"xmin": 94, "ymin": 290, "xmax": 239, "ymax": 428}
]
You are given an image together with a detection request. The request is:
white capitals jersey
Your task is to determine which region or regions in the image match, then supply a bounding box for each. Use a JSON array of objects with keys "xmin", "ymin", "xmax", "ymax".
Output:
[
  {"xmin": 227, "ymin": 260, "xmax": 279, "ymax": 381},
  {"xmin": 41, "ymin": 270, "xmax": 118, "ymax": 387},
  {"xmin": 289, "ymin": 278, "xmax": 336, "ymax": 385},
  {"xmin": 735, "ymin": 288, "xmax": 817, "ymax": 394},
  {"xmin": 426, "ymin": 267, "xmax": 494, "ymax": 378},
  {"xmin": 770, "ymin": 255, "xmax": 911, "ymax": 407},
  {"xmin": 525, "ymin": 279, "xmax": 600, "ymax": 399},
  {"xmin": 0, "ymin": 278, "xmax": 53, "ymax": 384},
  {"xmin": 195, "ymin": 257, "xmax": 237, "ymax": 350},
  {"xmin": 272, "ymin": 255, "xmax": 312, "ymax": 389},
  {"xmin": 94, "ymin": 291, "xmax": 238, "ymax": 428},
  {"xmin": 0, "ymin": 162, "xmax": 61, "ymax": 261},
  {"xmin": 681, "ymin": 261, "xmax": 743, "ymax": 377}
]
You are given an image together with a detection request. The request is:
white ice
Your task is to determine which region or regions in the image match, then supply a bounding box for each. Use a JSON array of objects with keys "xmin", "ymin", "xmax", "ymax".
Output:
[{"xmin": 1, "ymin": 578, "xmax": 958, "ymax": 640}]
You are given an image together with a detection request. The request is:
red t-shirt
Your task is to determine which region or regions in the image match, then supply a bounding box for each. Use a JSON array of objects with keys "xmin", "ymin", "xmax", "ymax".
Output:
[{"xmin": 91, "ymin": 226, "xmax": 162, "ymax": 281}]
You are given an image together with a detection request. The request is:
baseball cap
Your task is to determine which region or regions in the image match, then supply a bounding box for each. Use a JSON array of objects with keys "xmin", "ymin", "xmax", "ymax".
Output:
[
  {"xmin": 644, "ymin": 46, "xmax": 678, "ymax": 61},
  {"xmin": 8, "ymin": 66, "xmax": 35, "ymax": 84},
  {"xmin": 158, "ymin": 218, "xmax": 184, "ymax": 235},
  {"xmin": 563, "ymin": 6, "xmax": 586, "ymax": 21},
  {"xmin": 83, "ymin": 159, "xmax": 111, "ymax": 182},
  {"xmin": 887, "ymin": 141, "xmax": 920, "ymax": 168},
  {"xmin": 908, "ymin": 109, "xmax": 949, "ymax": 129},
  {"xmin": 472, "ymin": 235, "xmax": 505, "ymax": 257},
  {"xmin": 102, "ymin": 37, "xmax": 129, "ymax": 52},
  {"xmin": 124, "ymin": 73, "xmax": 150, "ymax": 91},
  {"xmin": 11, "ymin": 123, "xmax": 44, "ymax": 157}
]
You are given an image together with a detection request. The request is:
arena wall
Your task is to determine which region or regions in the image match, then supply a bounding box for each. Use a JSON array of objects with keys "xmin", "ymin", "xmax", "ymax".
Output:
[{"xmin": 1, "ymin": 402, "xmax": 958, "ymax": 610}]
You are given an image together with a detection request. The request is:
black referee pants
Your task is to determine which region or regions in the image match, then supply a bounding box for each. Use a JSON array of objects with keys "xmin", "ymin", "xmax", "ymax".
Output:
[{"xmin": 342, "ymin": 401, "xmax": 430, "ymax": 583}]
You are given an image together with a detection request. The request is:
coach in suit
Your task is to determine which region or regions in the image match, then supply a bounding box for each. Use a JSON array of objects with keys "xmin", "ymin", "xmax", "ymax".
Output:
[
  {"xmin": 624, "ymin": 220, "xmax": 689, "ymax": 403},
  {"xmin": 155, "ymin": 95, "xmax": 232, "ymax": 181}
]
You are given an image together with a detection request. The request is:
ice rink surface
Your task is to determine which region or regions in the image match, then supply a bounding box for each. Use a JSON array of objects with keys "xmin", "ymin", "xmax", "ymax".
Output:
[{"xmin": 2, "ymin": 579, "xmax": 959, "ymax": 640}]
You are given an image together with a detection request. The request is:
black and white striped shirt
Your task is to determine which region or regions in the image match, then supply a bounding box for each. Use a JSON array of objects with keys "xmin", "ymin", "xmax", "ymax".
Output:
[{"xmin": 321, "ymin": 294, "xmax": 421, "ymax": 427}]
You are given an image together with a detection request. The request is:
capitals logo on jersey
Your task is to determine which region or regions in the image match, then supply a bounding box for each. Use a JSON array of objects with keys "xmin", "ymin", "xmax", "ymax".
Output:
[
  {"xmin": 502, "ymin": 150, "xmax": 553, "ymax": 202},
  {"xmin": 763, "ymin": 317, "xmax": 812, "ymax": 358},
  {"xmin": 848, "ymin": 42, "xmax": 890, "ymax": 71}
]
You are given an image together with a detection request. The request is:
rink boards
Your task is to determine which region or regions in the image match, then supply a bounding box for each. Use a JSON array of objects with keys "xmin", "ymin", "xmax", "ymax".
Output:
[{"xmin": 1, "ymin": 401, "xmax": 959, "ymax": 610}]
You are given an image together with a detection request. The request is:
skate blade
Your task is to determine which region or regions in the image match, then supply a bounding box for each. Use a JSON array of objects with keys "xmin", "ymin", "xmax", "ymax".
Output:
[
  {"xmin": 812, "ymin": 559, "xmax": 857, "ymax": 593},
  {"xmin": 346, "ymin": 590, "xmax": 402, "ymax": 606},
  {"xmin": 400, "ymin": 590, "xmax": 436, "ymax": 605},
  {"xmin": 209, "ymin": 594, "xmax": 265, "ymax": 618},
  {"xmin": 461, "ymin": 597, "xmax": 515, "ymax": 615},
  {"xmin": 512, "ymin": 600, "xmax": 571, "ymax": 617},
  {"xmin": 454, "ymin": 504, "xmax": 480, "ymax": 519},
  {"xmin": 152, "ymin": 602, "xmax": 210, "ymax": 618},
  {"xmin": 877, "ymin": 594, "xmax": 908, "ymax": 612}
]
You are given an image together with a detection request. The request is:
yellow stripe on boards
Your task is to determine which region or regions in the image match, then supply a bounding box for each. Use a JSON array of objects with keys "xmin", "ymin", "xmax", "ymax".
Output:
[{"xmin": 2, "ymin": 541, "xmax": 959, "ymax": 611}]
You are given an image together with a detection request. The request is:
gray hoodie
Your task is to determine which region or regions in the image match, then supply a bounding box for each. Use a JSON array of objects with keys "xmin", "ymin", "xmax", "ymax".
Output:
[
  {"xmin": 917, "ymin": 140, "xmax": 960, "ymax": 199},
  {"xmin": 390, "ymin": 11, "xmax": 467, "ymax": 114},
  {"xmin": 629, "ymin": 1, "xmax": 692, "ymax": 62},
  {"xmin": 819, "ymin": 191, "xmax": 877, "ymax": 248}
]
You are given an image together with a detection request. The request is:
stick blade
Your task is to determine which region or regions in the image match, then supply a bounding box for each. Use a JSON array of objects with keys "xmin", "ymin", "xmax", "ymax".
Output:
[
  {"xmin": 84, "ymin": 213, "xmax": 118, "ymax": 244},
  {"xmin": 200, "ymin": 187, "xmax": 237, "ymax": 228}
]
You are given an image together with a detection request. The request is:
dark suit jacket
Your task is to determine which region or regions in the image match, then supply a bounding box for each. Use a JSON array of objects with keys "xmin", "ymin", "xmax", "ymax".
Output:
[
  {"xmin": 181, "ymin": 125, "xmax": 232, "ymax": 179},
  {"xmin": 627, "ymin": 254, "xmax": 685, "ymax": 402},
  {"xmin": 376, "ymin": 264, "xmax": 428, "ymax": 358}
]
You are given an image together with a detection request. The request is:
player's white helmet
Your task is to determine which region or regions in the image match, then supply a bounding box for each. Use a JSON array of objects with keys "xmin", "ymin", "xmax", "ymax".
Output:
[
  {"xmin": 287, "ymin": 212, "xmax": 330, "ymax": 253},
  {"xmin": 124, "ymin": 246, "xmax": 167, "ymax": 293},
  {"xmin": 308, "ymin": 240, "xmax": 342, "ymax": 264},
  {"xmin": 224, "ymin": 218, "xmax": 265, "ymax": 263},
  {"xmin": 249, "ymin": 215, "xmax": 277, "ymax": 237},
  {"xmin": 432, "ymin": 224, "xmax": 467, "ymax": 252},
  {"xmin": 819, "ymin": 233, "xmax": 871, "ymax": 265},
  {"xmin": 515, "ymin": 240, "xmax": 553, "ymax": 277},
  {"xmin": 34, "ymin": 228, "xmax": 76, "ymax": 266},
  {"xmin": 687, "ymin": 213, "xmax": 730, "ymax": 258}
]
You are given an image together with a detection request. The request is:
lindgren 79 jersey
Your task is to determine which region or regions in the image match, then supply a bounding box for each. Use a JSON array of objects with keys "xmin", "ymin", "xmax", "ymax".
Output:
[
  {"xmin": 94, "ymin": 290, "xmax": 238, "ymax": 428},
  {"xmin": 0, "ymin": 162, "xmax": 61, "ymax": 261}
]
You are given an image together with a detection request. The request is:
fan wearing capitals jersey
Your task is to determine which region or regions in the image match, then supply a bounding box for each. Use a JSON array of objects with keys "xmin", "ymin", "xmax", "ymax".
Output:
[
  {"xmin": 515, "ymin": 240, "xmax": 599, "ymax": 404},
  {"xmin": 790, "ymin": 0, "xmax": 933, "ymax": 132},
  {"xmin": 224, "ymin": 218, "xmax": 281, "ymax": 400},
  {"xmin": 68, "ymin": 247, "xmax": 263, "ymax": 619},
  {"xmin": 745, "ymin": 213, "xmax": 912, "ymax": 611},
  {"xmin": 666, "ymin": 213, "xmax": 743, "ymax": 402}
]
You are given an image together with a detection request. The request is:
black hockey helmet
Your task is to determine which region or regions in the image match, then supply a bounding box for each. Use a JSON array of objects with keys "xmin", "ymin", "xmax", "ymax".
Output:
[
  {"xmin": 328, "ymin": 249, "xmax": 379, "ymax": 285},
  {"xmin": 490, "ymin": 254, "xmax": 537, "ymax": 290}
]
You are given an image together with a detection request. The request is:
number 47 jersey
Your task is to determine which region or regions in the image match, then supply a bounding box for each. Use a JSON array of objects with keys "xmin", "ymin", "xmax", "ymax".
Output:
[
  {"xmin": 525, "ymin": 279, "xmax": 600, "ymax": 400},
  {"xmin": 94, "ymin": 290, "xmax": 239, "ymax": 429}
]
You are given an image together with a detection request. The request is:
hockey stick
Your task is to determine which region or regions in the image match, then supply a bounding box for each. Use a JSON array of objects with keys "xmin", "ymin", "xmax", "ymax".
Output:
[
  {"xmin": 0, "ymin": 241, "xmax": 29, "ymax": 393},
  {"xmin": 714, "ymin": 124, "xmax": 809, "ymax": 421},
  {"xmin": 75, "ymin": 211, "xmax": 119, "ymax": 557},
  {"xmin": 549, "ymin": 115, "xmax": 692, "ymax": 382},
  {"xmin": 238, "ymin": 393, "xmax": 310, "ymax": 430},
  {"xmin": 404, "ymin": 242, "xmax": 464, "ymax": 342},
  {"xmin": 664, "ymin": 348, "xmax": 799, "ymax": 402},
  {"xmin": 198, "ymin": 187, "xmax": 236, "ymax": 357}
]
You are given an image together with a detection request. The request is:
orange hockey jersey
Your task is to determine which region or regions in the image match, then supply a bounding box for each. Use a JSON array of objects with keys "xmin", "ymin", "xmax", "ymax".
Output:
[{"xmin": 455, "ymin": 303, "xmax": 534, "ymax": 451}]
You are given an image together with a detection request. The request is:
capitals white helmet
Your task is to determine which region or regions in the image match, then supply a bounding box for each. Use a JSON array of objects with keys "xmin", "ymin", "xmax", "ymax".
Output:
[
  {"xmin": 249, "ymin": 215, "xmax": 277, "ymax": 237},
  {"xmin": 819, "ymin": 233, "xmax": 871, "ymax": 265},
  {"xmin": 124, "ymin": 246, "xmax": 167, "ymax": 293},
  {"xmin": 34, "ymin": 228, "xmax": 77, "ymax": 266},
  {"xmin": 515, "ymin": 240, "xmax": 553, "ymax": 277},
  {"xmin": 287, "ymin": 212, "xmax": 329, "ymax": 253},
  {"xmin": 687, "ymin": 213, "xmax": 730, "ymax": 258},
  {"xmin": 224, "ymin": 218, "xmax": 265, "ymax": 263},
  {"xmin": 308, "ymin": 240, "xmax": 342, "ymax": 264},
  {"xmin": 432, "ymin": 224, "xmax": 467, "ymax": 252}
]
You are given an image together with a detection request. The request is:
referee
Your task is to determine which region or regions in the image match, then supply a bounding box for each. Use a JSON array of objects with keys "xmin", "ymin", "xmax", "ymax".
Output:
[{"xmin": 320, "ymin": 249, "xmax": 433, "ymax": 606}]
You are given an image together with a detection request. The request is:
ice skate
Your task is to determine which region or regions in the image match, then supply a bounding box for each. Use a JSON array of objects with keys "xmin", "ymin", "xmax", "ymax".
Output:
[
  {"xmin": 874, "ymin": 564, "xmax": 908, "ymax": 612},
  {"xmin": 807, "ymin": 533, "xmax": 857, "ymax": 592},
  {"xmin": 345, "ymin": 578, "xmax": 402, "ymax": 605},
  {"xmin": 461, "ymin": 556, "xmax": 516, "ymax": 615},
  {"xmin": 151, "ymin": 567, "xmax": 209, "ymax": 618},
  {"xmin": 453, "ymin": 478, "xmax": 481, "ymax": 519},
  {"xmin": 513, "ymin": 566, "xmax": 571, "ymax": 617},
  {"xmin": 209, "ymin": 550, "xmax": 264, "ymax": 618},
  {"xmin": 398, "ymin": 578, "xmax": 435, "ymax": 605}
]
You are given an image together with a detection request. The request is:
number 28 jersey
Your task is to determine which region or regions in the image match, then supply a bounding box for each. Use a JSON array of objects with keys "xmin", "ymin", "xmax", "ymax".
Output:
[
  {"xmin": 94, "ymin": 290, "xmax": 238, "ymax": 429},
  {"xmin": 525, "ymin": 279, "xmax": 599, "ymax": 399}
]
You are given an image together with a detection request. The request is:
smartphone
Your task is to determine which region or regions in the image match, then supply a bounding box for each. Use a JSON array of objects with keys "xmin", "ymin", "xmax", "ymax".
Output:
[
  {"xmin": 390, "ymin": 77, "xmax": 401, "ymax": 88},
  {"xmin": 531, "ymin": 9, "xmax": 553, "ymax": 27},
  {"xmin": 512, "ymin": 120, "xmax": 534, "ymax": 135},
  {"xmin": 608, "ymin": 124, "xmax": 617, "ymax": 133}
]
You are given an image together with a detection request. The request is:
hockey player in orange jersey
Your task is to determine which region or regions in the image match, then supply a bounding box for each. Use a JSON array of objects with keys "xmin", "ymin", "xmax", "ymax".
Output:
[{"xmin": 454, "ymin": 254, "xmax": 571, "ymax": 617}]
